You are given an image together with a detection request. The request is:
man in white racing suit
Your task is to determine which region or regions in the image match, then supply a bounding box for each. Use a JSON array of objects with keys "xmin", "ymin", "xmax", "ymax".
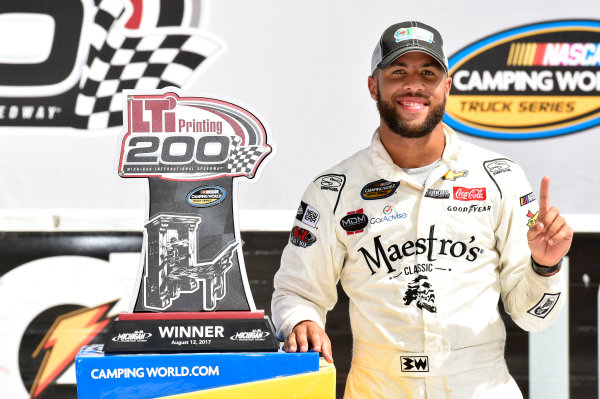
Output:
[{"xmin": 271, "ymin": 21, "xmax": 572, "ymax": 398}]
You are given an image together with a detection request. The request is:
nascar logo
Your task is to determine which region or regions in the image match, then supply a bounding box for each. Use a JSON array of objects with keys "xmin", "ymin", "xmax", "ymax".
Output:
[
  {"xmin": 506, "ymin": 42, "xmax": 600, "ymax": 66},
  {"xmin": 445, "ymin": 20, "xmax": 600, "ymax": 139}
]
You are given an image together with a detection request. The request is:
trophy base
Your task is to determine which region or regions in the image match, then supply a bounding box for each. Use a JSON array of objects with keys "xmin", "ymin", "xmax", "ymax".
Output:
[{"xmin": 103, "ymin": 311, "xmax": 279, "ymax": 353}]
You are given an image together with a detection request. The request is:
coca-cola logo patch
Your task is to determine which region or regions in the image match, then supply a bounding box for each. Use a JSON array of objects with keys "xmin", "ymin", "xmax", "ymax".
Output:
[{"xmin": 453, "ymin": 187, "xmax": 487, "ymax": 201}]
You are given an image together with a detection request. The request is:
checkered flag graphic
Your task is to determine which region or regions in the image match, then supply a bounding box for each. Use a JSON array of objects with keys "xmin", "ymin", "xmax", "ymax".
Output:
[
  {"xmin": 227, "ymin": 137, "xmax": 270, "ymax": 177},
  {"xmin": 75, "ymin": 0, "xmax": 219, "ymax": 129}
]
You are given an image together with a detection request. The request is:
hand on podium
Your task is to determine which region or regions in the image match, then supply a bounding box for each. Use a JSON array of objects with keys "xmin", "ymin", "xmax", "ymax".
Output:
[{"xmin": 284, "ymin": 320, "xmax": 333, "ymax": 363}]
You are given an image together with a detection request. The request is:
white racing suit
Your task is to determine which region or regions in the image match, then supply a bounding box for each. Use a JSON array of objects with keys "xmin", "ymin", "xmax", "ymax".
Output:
[{"xmin": 272, "ymin": 125, "xmax": 565, "ymax": 398}]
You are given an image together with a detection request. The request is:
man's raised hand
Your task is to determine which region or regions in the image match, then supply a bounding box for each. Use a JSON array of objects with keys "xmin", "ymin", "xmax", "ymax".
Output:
[{"xmin": 527, "ymin": 176, "xmax": 573, "ymax": 266}]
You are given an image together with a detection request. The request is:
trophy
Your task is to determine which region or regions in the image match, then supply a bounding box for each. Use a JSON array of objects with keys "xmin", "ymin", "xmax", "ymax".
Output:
[{"xmin": 103, "ymin": 90, "xmax": 278, "ymax": 352}]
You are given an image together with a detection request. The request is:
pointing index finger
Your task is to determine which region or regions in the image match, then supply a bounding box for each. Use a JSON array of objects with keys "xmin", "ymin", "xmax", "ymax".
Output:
[{"xmin": 538, "ymin": 176, "xmax": 550, "ymax": 219}]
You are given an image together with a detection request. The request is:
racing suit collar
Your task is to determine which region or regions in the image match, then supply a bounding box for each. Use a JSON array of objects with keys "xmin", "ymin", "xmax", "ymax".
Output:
[{"xmin": 370, "ymin": 123, "xmax": 460, "ymax": 186}]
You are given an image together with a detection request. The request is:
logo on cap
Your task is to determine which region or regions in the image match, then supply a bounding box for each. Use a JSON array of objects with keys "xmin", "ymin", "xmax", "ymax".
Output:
[{"xmin": 394, "ymin": 27, "xmax": 434, "ymax": 43}]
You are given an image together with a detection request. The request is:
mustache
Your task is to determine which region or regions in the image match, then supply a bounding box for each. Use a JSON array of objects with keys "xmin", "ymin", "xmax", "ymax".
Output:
[{"xmin": 396, "ymin": 92, "xmax": 430, "ymax": 100}]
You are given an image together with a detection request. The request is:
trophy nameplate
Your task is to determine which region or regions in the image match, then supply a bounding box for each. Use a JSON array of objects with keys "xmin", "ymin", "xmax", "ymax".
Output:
[{"xmin": 103, "ymin": 90, "xmax": 276, "ymax": 353}]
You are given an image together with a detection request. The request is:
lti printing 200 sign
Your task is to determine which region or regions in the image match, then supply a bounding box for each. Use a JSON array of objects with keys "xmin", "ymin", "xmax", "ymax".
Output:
[{"xmin": 444, "ymin": 20, "xmax": 600, "ymax": 139}]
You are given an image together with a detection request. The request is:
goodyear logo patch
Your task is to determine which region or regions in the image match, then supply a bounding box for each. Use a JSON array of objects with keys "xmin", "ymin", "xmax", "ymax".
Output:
[
  {"xmin": 187, "ymin": 186, "xmax": 226, "ymax": 207},
  {"xmin": 445, "ymin": 20, "xmax": 600, "ymax": 139}
]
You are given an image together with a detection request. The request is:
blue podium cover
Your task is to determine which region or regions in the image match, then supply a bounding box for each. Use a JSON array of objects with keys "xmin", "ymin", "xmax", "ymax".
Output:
[{"xmin": 75, "ymin": 345, "xmax": 319, "ymax": 399}]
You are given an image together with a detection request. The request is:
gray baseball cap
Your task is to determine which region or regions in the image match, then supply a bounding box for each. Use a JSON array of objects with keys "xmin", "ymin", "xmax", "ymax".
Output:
[{"xmin": 371, "ymin": 21, "xmax": 448, "ymax": 74}]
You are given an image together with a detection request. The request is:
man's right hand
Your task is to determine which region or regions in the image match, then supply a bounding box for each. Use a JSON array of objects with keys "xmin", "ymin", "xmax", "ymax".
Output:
[{"xmin": 283, "ymin": 320, "xmax": 333, "ymax": 363}]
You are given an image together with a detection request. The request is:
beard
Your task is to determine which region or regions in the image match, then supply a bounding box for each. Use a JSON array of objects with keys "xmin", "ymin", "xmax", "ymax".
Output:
[{"xmin": 376, "ymin": 91, "xmax": 447, "ymax": 139}]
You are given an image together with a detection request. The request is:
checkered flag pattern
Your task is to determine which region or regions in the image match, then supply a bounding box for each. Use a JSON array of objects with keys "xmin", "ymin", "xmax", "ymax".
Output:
[
  {"xmin": 75, "ymin": 0, "xmax": 219, "ymax": 129},
  {"xmin": 227, "ymin": 137, "xmax": 270, "ymax": 177}
]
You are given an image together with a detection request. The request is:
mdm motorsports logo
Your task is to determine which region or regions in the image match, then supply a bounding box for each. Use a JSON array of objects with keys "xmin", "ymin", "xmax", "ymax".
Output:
[
  {"xmin": 445, "ymin": 20, "xmax": 600, "ymax": 139},
  {"xmin": 118, "ymin": 91, "xmax": 272, "ymax": 180},
  {"xmin": 0, "ymin": 0, "xmax": 221, "ymax": 129}
]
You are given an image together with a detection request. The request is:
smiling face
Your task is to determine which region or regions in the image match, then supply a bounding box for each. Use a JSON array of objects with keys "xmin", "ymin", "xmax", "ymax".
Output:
[{"xmin": 369, "ymin": 51, "xmax": 452, "ymax": 139}]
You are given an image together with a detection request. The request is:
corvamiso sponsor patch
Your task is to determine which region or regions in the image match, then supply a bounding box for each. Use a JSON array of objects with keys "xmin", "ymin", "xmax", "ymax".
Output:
[{"xmin": 370, "ymin": 206, "xmax": 408, "ymax": 224}]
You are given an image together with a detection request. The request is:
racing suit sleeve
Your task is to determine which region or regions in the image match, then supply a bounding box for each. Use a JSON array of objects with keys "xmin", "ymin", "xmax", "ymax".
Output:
[
  {"xmin": 495, "ymin": 163, "xmax": 566, "ymax": 332},
  {"xmin": 271, "ymin": 179, "xmax": 347, "ymax": 340}
]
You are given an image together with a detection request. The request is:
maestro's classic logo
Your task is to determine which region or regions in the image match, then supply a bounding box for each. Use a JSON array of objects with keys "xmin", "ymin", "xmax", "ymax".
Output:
[
  {"xmin": 445, "ymin": 20, "xmax": 600, "ymax": 139},
  {"xmin": 187, "ymin": 186, "xmax": 226, "ymax": 207}
]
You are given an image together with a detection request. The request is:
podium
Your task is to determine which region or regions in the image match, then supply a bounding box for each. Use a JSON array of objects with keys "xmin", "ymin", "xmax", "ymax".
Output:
[
  {"xmin": 75, "ymin": 345, "xmax": 335, "ymax": 398},
  {"xmin": 74, "ymin": 91, "xmax": 336, "ymax": 398}
]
